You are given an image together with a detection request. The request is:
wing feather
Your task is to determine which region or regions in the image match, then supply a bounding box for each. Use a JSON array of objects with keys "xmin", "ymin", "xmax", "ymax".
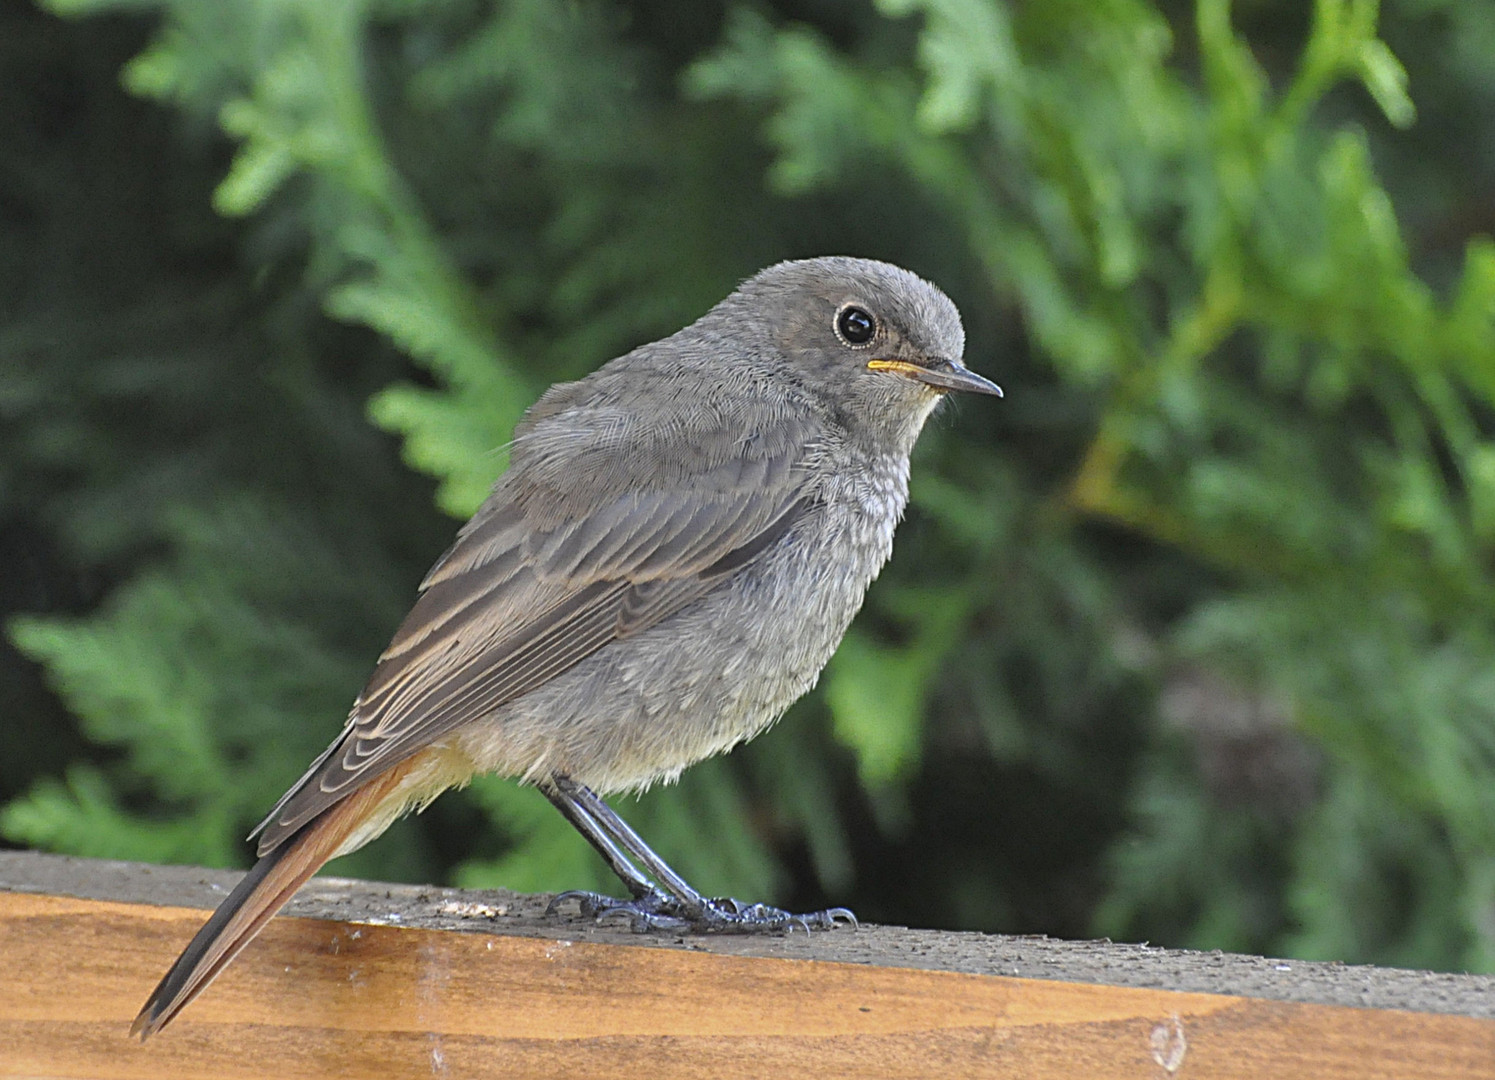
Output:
[{"xmin": 251, "ymin": 407, "xmax": 811, "ymax": 855}]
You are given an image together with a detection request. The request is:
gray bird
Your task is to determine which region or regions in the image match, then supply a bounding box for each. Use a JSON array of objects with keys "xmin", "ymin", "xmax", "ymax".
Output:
[{"xmin": 133, "ymin": 255, "xmax": 1002, "ymax": 1038}]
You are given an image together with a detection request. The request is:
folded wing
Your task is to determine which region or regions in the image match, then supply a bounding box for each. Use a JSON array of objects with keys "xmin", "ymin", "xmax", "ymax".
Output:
[{"xmin": 251, "ymin": 400, "xmax": 810, "ymax": 854}]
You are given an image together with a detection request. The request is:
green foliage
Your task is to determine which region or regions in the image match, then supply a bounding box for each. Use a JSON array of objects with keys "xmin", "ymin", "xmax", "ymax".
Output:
[{"xmin": 7, "ymin": 0, "xmax": 1495, "ymax": 973}]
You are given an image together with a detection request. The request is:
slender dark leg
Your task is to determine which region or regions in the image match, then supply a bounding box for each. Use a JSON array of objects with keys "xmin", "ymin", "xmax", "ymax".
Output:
[
  {"xmin": 540, "ymin": 781, "xmax": 658, "ymax": 900},
  {"xmin": 561, "ymin": 782, "xmax": 709, "ymax": 904},
  {"xmin": 543, "ymin": 774, "xmax": 856, "ymax": 933}
]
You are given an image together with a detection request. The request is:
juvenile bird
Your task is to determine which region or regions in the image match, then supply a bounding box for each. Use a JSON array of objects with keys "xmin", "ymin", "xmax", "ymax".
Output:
[{"xmin": 133, "ymin": 256, "xmax": 1001, "ymax": 1037}]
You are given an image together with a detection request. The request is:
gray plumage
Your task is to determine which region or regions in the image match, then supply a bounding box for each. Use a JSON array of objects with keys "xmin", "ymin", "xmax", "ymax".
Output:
[
  {"xmin": 134, "ymin": 255, "xmax": 999, "ymax": 1038},
  {"xmin": 252, "ymin": 255, "xmax": 991, "ymax": 853}
]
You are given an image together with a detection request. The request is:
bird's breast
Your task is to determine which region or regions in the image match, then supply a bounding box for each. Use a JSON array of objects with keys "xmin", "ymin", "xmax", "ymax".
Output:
[{"xmin": 452, "ymin": 451, "xmax": 914, "ymax": 794}]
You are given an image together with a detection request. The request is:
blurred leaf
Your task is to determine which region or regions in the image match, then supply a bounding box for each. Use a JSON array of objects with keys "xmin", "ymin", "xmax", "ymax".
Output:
[{"xmin": 9, "ymin": 0, "xmax": 1495, "ymax": 974}]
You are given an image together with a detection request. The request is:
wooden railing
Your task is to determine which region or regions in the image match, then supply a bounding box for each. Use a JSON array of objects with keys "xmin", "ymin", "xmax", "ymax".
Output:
[{"xmin": 2, "ymin": 849, "xmax": 1491, "ymax": 1078}]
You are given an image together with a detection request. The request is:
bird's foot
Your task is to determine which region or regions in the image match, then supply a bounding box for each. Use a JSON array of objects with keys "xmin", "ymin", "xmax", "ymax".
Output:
[{"xmin": 547, "ymin": 887, "xmax": 856, "ymax": 934}]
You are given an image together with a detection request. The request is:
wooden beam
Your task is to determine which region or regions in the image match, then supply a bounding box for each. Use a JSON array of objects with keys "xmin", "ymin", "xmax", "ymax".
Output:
[{"xmin": 2, "ymin": 850, "xmax": 1492, "ymax": 1078}]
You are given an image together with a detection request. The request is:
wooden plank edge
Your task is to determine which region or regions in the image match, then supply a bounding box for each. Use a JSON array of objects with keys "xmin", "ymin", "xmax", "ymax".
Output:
[
  {"xmin": 2, "ymin": 888, "xmax": 1493, "ymax": 1080},
  {"xmin": 2, "ymin": 850, "xmax": 1492, "ymax": 1019}
]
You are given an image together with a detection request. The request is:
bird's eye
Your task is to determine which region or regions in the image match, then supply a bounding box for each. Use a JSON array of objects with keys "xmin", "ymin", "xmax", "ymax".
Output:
[{"xmin": 835, "ymin": 305, "xmax": 876, "ymax": 347}]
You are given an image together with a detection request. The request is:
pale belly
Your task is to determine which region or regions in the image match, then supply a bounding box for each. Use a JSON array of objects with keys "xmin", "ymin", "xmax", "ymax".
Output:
[{"xmin": 452, "ymin": 455, "xmax": 909, "ymax": 794}]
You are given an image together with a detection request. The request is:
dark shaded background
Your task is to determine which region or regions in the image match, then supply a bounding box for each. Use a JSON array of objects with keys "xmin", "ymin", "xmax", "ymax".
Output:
[{"xmin": 4, "ymin": 0, "xmax": 1495, "ymax": 973}]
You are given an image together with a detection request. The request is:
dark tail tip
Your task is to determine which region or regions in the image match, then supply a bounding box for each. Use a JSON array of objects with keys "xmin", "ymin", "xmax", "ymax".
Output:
[
  {"xmin": 129, "ymin": 759, "xmax": 415, "ymax": 1038},
  {"xmin": 130, "ymin": 844, "xmax": 290, "ymax": 1040}
]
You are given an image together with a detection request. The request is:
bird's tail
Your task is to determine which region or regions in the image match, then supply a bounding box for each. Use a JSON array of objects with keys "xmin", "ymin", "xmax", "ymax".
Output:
[{"xmin": 131, "ymin": 760, "xmax": 417, "ymax": 1039}]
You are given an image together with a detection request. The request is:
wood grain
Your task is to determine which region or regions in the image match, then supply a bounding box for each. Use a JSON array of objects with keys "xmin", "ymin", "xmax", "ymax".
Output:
[{"xmin": 2, "ymin": 890, "xmax": 1492, "ymax": 1079}]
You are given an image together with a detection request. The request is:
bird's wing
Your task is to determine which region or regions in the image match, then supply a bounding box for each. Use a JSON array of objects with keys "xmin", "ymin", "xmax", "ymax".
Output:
[{"xmin": 251, "ymin": 393, "xmax": 813, "ymax": 854}]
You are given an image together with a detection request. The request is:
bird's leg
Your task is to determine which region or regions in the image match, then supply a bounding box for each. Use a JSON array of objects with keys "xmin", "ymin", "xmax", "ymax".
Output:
[
  {"xmin": 544, "ymin": 774, "xmax": 856, "ymax": 933},
  {"xmin": 541, "ymin": 776, "xmax": 702, "ymax": 925},
  {"xmin": 539, "ymin": 780, "xmax": 661, "ymax": 904}
]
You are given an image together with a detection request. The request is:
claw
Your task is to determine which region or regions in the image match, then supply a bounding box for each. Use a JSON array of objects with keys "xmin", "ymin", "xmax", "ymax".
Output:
[
  {"xmin": 824, "ymin": 907, "xmax": 858, "ymax": 929},
  {"xmin": 548, "ymin": 887, "xmax": 855, "ymax": 935},
  {"xmin": 546, "ymin": 889, "xmax": 606, "ymax": 918}
]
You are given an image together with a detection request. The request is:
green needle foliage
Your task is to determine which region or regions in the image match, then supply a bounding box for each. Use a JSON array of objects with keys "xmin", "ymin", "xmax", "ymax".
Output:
[{"xmin": 4, "ymin": 0, "xmax": 1494, "ymax": 972}]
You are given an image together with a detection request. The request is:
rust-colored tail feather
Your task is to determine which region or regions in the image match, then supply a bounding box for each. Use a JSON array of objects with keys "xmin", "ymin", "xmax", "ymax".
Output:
[{"xmin": 131, "ymin": 762, "xmax": 414, "ymax": 1039}]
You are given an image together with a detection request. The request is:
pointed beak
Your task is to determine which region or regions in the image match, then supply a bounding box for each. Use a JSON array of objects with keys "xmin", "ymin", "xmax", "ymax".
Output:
[{"xmin": 867, "ymin": 357, "xmax": 1003, "ymax": 397}]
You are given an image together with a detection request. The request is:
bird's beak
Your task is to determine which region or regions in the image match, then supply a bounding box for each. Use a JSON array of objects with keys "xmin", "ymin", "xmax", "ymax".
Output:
[{"xmin": 867, "ymin": 357, "xmax": 1003, "ymax": 397}]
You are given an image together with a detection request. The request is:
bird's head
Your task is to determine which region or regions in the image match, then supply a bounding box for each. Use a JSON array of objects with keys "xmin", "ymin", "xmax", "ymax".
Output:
[{"xmin": 721, "ymin": 256, "xmax": 1001, "ymax": 453}]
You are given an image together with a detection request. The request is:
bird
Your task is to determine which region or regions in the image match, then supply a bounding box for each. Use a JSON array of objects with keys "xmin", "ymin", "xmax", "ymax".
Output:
[{"xmin": 131, "ymin": 255, "xmax": 1002, "ymax": 1038}]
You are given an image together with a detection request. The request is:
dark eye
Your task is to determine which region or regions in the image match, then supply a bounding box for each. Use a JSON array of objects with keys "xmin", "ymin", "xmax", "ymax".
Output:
[{"xmin": 835, "ymin": 305, "xmax": 876, "ymax": 346}]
